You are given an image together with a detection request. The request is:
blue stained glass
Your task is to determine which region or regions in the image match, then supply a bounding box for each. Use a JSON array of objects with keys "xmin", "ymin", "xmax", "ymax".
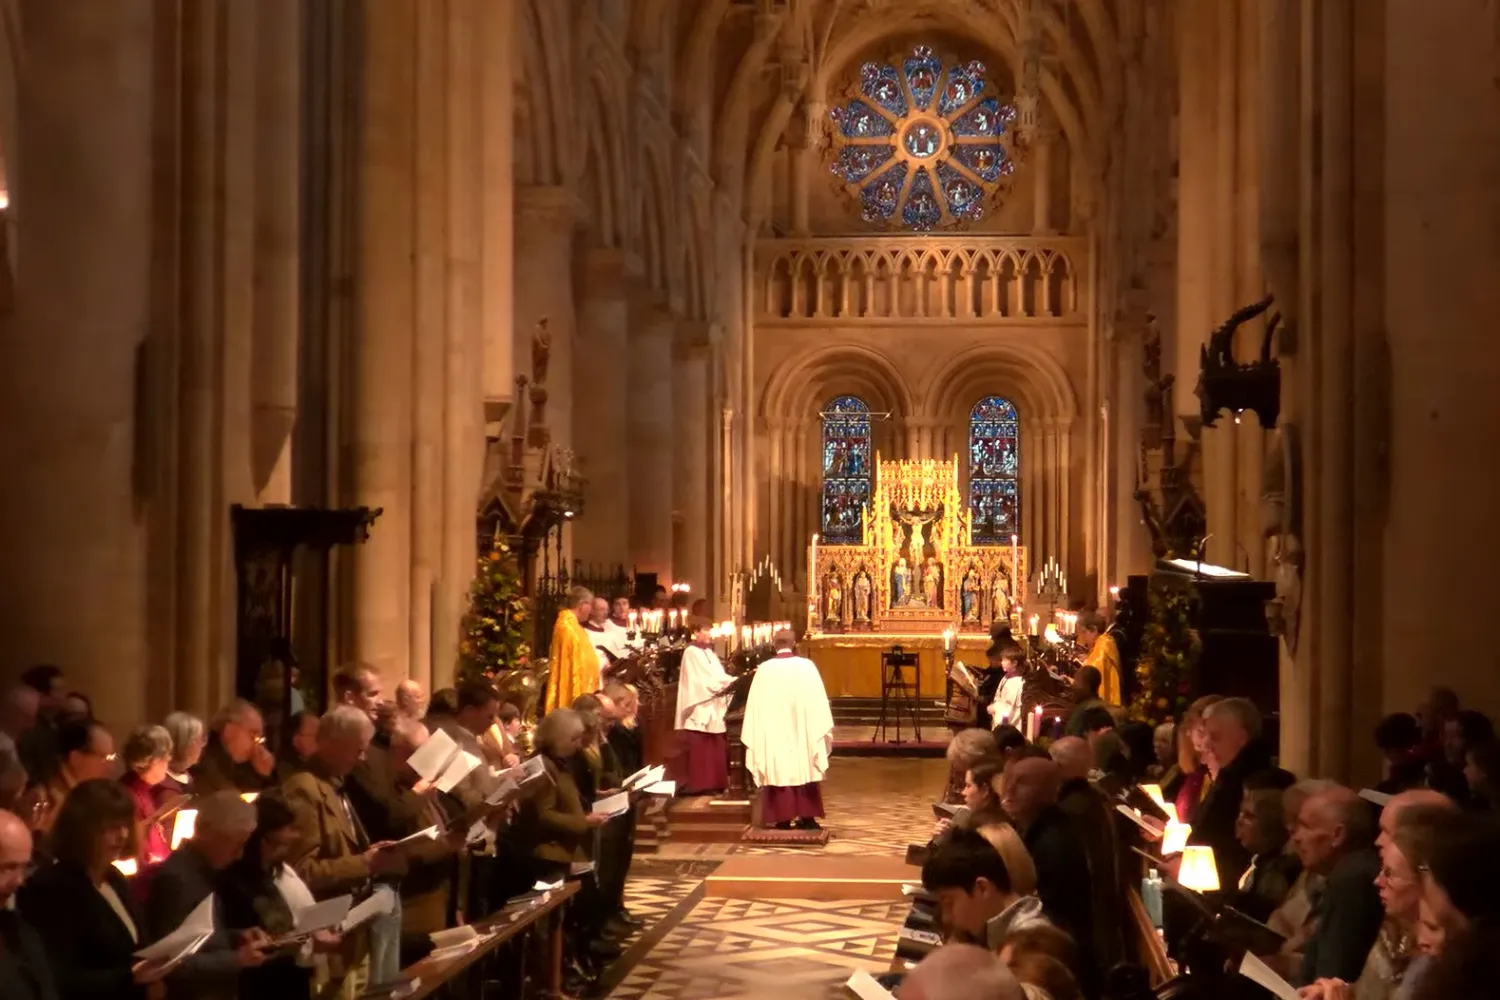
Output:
[
  {"xmin": 831, "ymin": 144, "xmax": 895, "ymax": 183},
  {"xmin": 937, "ymin": 162, "xmax": 984, "ymax": 220},
  {"xmin": 861, "ymin": 62, "xmax": 908, "ymax": 118},
  {"xmin": 860, "ymin": 162, "xmax": 907, "ymax": 222},
  {"xmin": 968, "ymin": 396, "xmax": 1021, "ymax": 544},
  {"xmin": 822, "ymin": 395, "xmax": 873, "ymax": 544},
  {"xmin": 939, "ymin": 60, "xmax": 987, "ymax": 116},
  {"xmin": 903, "ymin": 46, "xmax": 942, "ymax": 110},
  {"xmin": 830, "ymin": 46, "xmax": 1016, "ymax": 233},
  {"xmin": 901, "ymin": 168, "xmax": 942, "ymax": 231},
  {"xmin": 831, "ymin": 100, "xmax": 894, "ymax": 138},
  {"xmin": 953, "ymin": 143, "xmax": 1007, "ymax": 182},
  {"xmin": 952, "ymin": 98, "xmax": 1005, "ymax": 137}
]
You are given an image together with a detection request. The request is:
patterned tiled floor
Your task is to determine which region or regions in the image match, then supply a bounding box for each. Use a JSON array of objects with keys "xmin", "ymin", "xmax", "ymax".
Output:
[
  {"xmin": 608, "ymin": 897, "xmax": 909, "ymax": 1000},
  {"xmin": 605, "ymin": 757, "xmax": 947, "ymax": 999}
]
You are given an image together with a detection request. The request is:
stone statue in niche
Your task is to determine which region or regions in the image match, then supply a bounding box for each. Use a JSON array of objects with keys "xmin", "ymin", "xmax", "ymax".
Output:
[
  {"xmin": 921, "ymin": 557, "xmax": 943, "ymax": 609},
  {"xmin": 532, "ymin": 317, "xmax": 552, "ymax": 387},
  {"xmin": 826, "ymin": 572, "xmax": 844, "ymax": 624},
  {"xmin": 960, "ymin": 567, "xmax": 981, "ymax": 621},
  {"xmin": 853, "ymin": 570, "xmax": 872, "ymax": 622},
  {"xmin": 990, "ymin": 570, "xmax": 1011, "ymax": 622},
  {"xmin": 1142, "ymin": 312, "xmax": 1175, "ymax": 446},
  {"xmin": 891, "ymin": 556, "xmax": 911, "ymax": 607}
]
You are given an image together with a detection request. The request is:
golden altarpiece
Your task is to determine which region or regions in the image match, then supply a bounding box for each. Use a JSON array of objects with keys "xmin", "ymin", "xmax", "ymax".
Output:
[{"xmin": 804, "ymin": 458, "xmax": 1028, "ymax": 698}]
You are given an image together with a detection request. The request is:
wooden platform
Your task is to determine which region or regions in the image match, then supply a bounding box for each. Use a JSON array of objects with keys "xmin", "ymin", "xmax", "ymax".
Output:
[{"xmin": 703, "ymin": 855, "xmax": 914, "ymax": 900}]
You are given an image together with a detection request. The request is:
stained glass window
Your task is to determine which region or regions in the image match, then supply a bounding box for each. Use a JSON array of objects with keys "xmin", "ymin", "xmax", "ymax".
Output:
[
  {"xmin": 968, "ymin": 396, "xmax": 1020, "ymax": 544},
  {"xmin": 828, "ymin": 45, "xmax": 1018, "ymax": 232},
  {"xmin": 821, "ymin": 396, "xmax": 873, "ymax": 544}
]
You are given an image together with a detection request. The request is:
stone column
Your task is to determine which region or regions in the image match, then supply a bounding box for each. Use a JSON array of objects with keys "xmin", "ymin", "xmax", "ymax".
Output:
[
  {"xmin": 674, "ymin": 328, "xmax": 712, "ymax": 590},
  {"xmin": 572, "ymin": 249, "xmax": 630, "ymax": 570},
  {"xmin": 251, "ymin": 0, "xmax": 302, "ymax": 503},
  {"xmin": 514, "ymin": 186, "xmax": 577, "ymax": 459},
  {"xmin": 0, "ymin": 0, "xmax": 156, "ymax": 723},
  {"xmin": 349, "ymin": 0, "xmax": 418, "ymax": 679},
  {"xmin": 1031, "ymin": 129, "xmax": 1056, "ymax": 234},
  {"xmin": 479, "ymin": 0, "xmax": 515, "ymax": 426},
  {"xmin": 627, "ymin": 293, "xmax": 676, "ymax": 579}
]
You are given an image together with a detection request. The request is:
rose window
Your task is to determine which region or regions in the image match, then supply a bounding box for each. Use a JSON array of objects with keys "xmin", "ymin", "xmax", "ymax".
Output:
[{"xmin": 828, "ymin": 46, "xmax": 1019, "ymax": 232}]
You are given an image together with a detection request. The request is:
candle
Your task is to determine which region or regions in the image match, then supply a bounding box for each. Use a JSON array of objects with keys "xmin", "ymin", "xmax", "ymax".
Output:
[
  {"xmin": 1029, "ymin": 614, "xmax": 1040, "ymax": 636},
  {"xmin": 1031, "ymin": 705, "xmax": 1043, "ymax": 741},
  {"xmin": 942, "ymin": 627, "xmax": 954, "ymax": 653}
]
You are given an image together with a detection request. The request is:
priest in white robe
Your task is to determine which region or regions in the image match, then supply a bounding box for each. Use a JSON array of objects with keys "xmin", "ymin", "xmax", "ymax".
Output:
[
  {"xmin": 742, "ymin": 629, "xmax": 834, "ymax": 830},
  {"xmin": 674, "ymin": 625, "xmax": 734, "ymax": 794}
]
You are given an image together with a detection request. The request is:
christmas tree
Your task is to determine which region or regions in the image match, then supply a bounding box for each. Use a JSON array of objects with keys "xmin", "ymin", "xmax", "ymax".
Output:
[
  {"xmin": 458, "ymin": 542, "xmax": 531, "ymax": 682},
  {"xmin": 1129, "ymin": 583, "xmax": 1199, "ymax": 727}
]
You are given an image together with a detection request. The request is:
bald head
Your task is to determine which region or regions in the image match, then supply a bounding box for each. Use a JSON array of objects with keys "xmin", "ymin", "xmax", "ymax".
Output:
[
  {"xmin": 0, "ymin": 808, "xmax": 34, "ymax": 903},
  {"xmin": 1292, "ymin": 785, "xmax": 1376, "ymax": 874},
  {"xmin": 1378, "ymin": 788, "xmax": 1457, "ymax": 850},
  {"xmin": 395, "ymin": 679, "xmax": 428, "ymax": 720},
  {"xmin": 1048, "ymin": 737, "xmax": 1092, "ymax": 781},
  {"xmin": 772, "ymin": 629, "xmax": 796, "ymax": 651},
  {"xmin": 901, "ymin": 944, "xmax": 1024, "ymax": 1000},
  {"xmin": 1000, "ymin": 757, "xmax": 1061, "ymax": 828}
]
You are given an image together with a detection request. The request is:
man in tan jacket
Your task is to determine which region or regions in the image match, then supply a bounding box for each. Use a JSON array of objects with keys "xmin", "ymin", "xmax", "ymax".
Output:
[{"xmin": 283, "ymin": 705, "xmax": 408, "ymax": 998}]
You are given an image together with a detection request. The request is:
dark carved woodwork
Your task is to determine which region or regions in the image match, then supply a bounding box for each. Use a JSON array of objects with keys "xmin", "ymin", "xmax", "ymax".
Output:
[
  {"xmin": 231, "ymin": 505, "xmax": 381, "ymax": 742},
  {"xmin": 1196, "ymin": 294, "xmax": 1282, "ymax": 430}
]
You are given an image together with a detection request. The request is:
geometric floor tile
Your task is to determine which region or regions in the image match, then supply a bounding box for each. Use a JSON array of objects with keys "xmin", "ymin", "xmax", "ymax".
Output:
[{"xmin": 606, "ymin": 758, "xmax": 943, "ymax": 999}]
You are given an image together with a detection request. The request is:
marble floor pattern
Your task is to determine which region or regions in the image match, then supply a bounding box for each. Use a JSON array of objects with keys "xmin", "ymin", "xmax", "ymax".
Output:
[{"xmin": 606, "ymin": 756, "xmax": 949, "ymax": 999}]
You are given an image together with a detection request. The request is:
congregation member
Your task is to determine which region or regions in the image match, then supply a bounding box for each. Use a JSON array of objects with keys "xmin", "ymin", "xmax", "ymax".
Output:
[
  {"xmin": 1049, "ymin": 737, "xmax": 1124, "ymax": 975},
  {"xmin": 1291, "ymin": 784, "xmax": 1384, "ymax": 986},
  {"xmin": 1149, "ymin": 721, "xmax": 1176, "ymax": 783},
  {"xmin": 0, "ymin": 809, "xmax": 56, "ymax": 1000},
  {"xmin": 1165, "ymin": 695, "xmax": 1222, "ymax": 824},
  {"xmin": 603, "ymin": 681, "xmax": 643, "ymax": 777},
  {"xmin": 161, "ymin": 711, "xmax": 206, "ymax": 793},
  {"xmin": 933, "ymin": 756, "xmax": 1007, "ymax": 841},
  {"xmin": 1075, "ymin": 613, "xmax": 1121, "ymax": 706},
  {"xmin": 1188, "ymin": 697, "xmax": 1273, "ymax": 888},
  {"xmin": 144, "ymin": 791, "xmax": 269, "ymax": 999},
  {"xmin": 545, "ymin": 587, "xmax": 600, "ymax": 712},
  {"xmin": 118, "ymin": 724, "xmax": 176, "ymax": 866},
  {"xmin": 430, "ymin": 679, "xmax": 506, "ymax": 810},
  {"xmin": 283, "ymin": 706, "xmax": 408, "ymax": 994},
  {"xmin": 1061, "ymin": 667, "xmax": 1105, "ymax": 738},
  {"xmin": 394, "ymin": 679, "xmax": 428, "ymax": 721},
  {"xmin": 944, "ymin": 728, "xmax": 998, "ymax": 805},
  {"xmin": 15, "ymin": 666, "xmax": 68, "ymax": 780},
  {"xmin": 26, "ymin": 717, "xmax": 117, "ymax": 842},
  {"xmin": 741, "ymin": 629, "xmax": 834, "ymax": 830},
  {"xmin": 921, "ymin": 828, "xmax": 1049, "ymax": 947},
  {"xmin": 985, "ymin": 644, "xmax": 1027, "ymax": 730},
  {"xmin": 674, "ymin": 623, "xmax": 734, "ymax": 796},
  {"xmin": 219, "ymin": 793, "xmax": 343, "ymax": 999},
  {"xmin": 1230, "ymin": 780, "xmax": 1302, "ymax": 923},
  {"xmin": 278, "ymin": 710, "xmax": 321, "ymax": 782},
  {"xmin": 900, "ymin": 943, "xmax": 1026, "ymax": 1000},
  {"xmin": 999, "ymin": 756, "xmax": 1096, "ymax": 989},
  {"xmin": 19, "ymin": 780, "xmax": 173, "ymax": 1000},
  {"xmin": 1410, "ymin": 812, "xmax": 1500, "ymax": 999},
  {"xmin": 0, "ymin": 685, "xmax": 39, "ymax": 761},
  {"xmin": 192, "ymin": 699, "xmax": 275, "ymax": 795},
  {"xmin": 382, "ymin": 716, "xmax": 468, "ymax": 937}
]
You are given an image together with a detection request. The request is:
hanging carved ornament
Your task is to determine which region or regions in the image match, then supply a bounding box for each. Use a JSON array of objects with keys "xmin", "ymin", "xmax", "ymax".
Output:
[
  {"xmin": 826, "ymin": 44, "xmax": 1022, "ymax": 232},
  {"xmin": 1196, "ymin": 295, "xmax": 1282, "ymax": 429}
]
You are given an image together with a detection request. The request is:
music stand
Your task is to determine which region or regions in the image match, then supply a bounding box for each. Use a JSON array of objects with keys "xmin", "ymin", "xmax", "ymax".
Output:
[{"xmin": 875, "ymin": 646, "xmax": 922, "ymax": 744}]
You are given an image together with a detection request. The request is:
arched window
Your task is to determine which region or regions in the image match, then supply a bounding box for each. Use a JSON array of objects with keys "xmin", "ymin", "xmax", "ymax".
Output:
[
  {"xmin": 820, "ymin": 396, "xmax": 873, "ymax": 543},
  {"xmin": 968, "ymin": 396, "xmax": 1020, "ymax": 544}
]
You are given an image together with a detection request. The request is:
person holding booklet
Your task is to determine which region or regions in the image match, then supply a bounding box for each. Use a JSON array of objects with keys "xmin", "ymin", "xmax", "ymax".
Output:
[
  {"xmin": 17, "ymin": 779, "xmax": 179, "ymax": 1000},
  {"xmin": 282, "ymin": 707, "xmax": 424, "ymax": 995},
  {"xmin": 142, "ymin": 791, "xmax": 272, "ymax": 1000}
]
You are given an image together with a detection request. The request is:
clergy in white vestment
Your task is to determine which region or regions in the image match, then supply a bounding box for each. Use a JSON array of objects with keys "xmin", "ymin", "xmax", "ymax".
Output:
[
  {"xmin": 674, "ymin": 625, "xmax": 734, "ymax": 794},
  {"xmin": 599, "ymin": 595, "xmax": 639, "ymax": 662},
  {"xmin": 742, "ymin": 629, "xmax": 834, "ymax": 829},
  {"xmin": 581, "ymin": 597, "xmax": 618, "ymax": 673}
]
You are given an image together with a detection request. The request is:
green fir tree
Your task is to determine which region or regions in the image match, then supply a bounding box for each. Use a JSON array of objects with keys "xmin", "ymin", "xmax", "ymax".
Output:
[
  {"xmin": 1129, "ymin": 583, "xmax": 1199, "ymax": 727},
  {"xmin": 458, "ymin": 542, "xmax": 531, "ymax": 682}
]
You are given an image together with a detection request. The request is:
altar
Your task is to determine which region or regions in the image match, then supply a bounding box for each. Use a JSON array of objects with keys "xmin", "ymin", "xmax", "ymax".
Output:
[{"xmin": 804, "ymin": 456, "xmax": 1028, "ymax": 698}]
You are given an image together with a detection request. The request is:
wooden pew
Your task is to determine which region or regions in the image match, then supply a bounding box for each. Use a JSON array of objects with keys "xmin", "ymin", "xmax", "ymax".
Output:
[
  {"xmin": 395, "ymin": 880, "xmax": 581, "ymax": 1000},
  {"xmin": 1125, "ymin": 885, "xmax": 1175, "ymax": 988}
]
